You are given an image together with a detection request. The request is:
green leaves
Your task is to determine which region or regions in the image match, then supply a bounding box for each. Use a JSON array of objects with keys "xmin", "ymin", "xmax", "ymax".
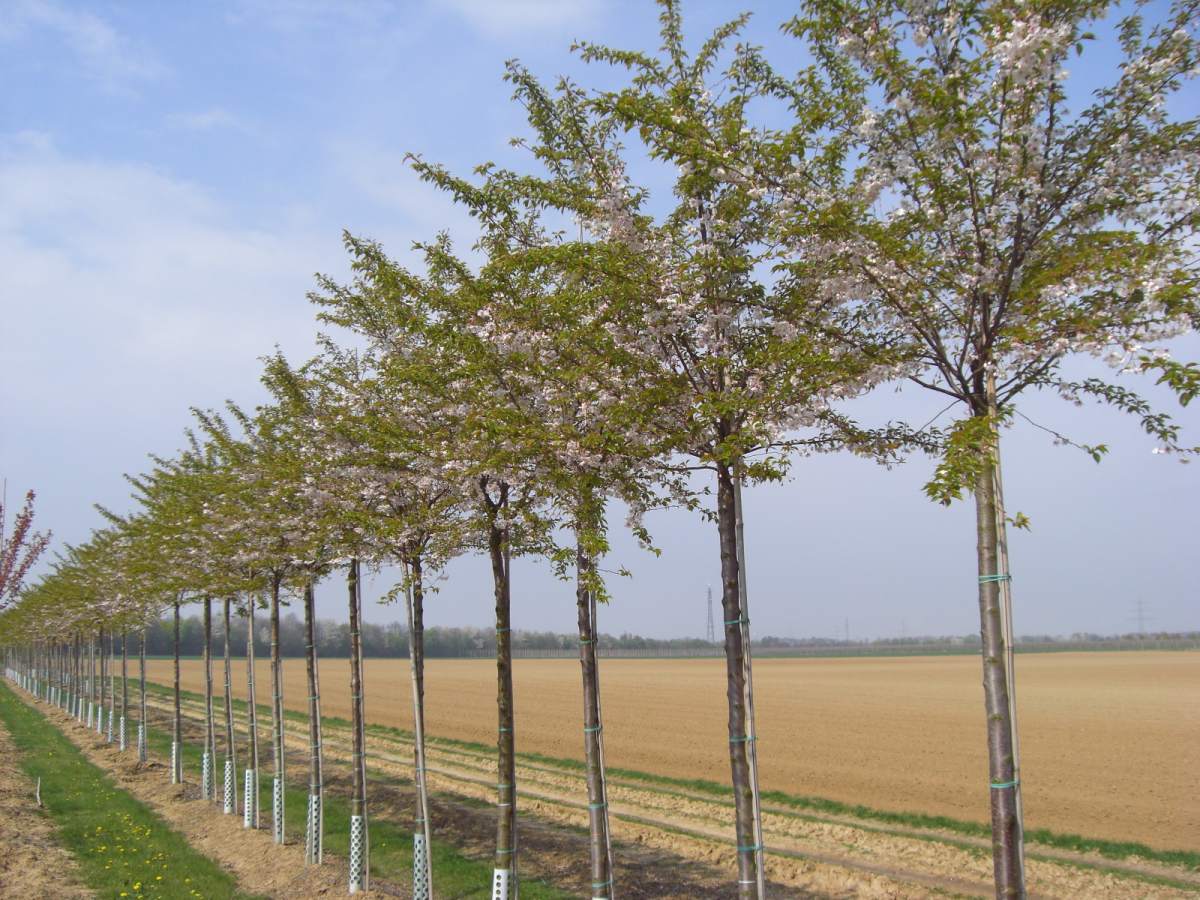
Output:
[{"xmin": 923, "ymin": 414, "xmax": 998, "ymax": 506}]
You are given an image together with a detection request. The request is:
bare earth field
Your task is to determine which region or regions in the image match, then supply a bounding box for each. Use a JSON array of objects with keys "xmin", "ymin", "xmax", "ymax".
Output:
[{"xmin": 148, "ymin": 650, "xmax": 1199, "ymax": 853}]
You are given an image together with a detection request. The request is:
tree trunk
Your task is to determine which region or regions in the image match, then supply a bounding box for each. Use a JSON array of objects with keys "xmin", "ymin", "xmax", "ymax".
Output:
[
  {"xmin": 120, "ymin": 633, "xmax": 128, "ymax": 751},
  {"xmin": 974, "ymin": 449, "xmax": 1025, "ymax": 897},
  {"xmin": 715, "ymin": 462, "xmax": 762, "ymax": 899},
  {"xmin": 489, "ymin": 515, "xmax": 518, "ymax": 897},
  {"xmin": 303, "ymin": 578, "xmax": 324, "ymax": 865},
  {"xmin": 246, "ymin": 597, "xmax": 261, "ymax": 829},
  {"xmin": 138, "ymin": 630, "xmax": 147, "ymax": 763},
  {"xmin": 270, "ymin": 578, "xmax": 286, "ymax": 844},
  {"xmin": 405, "ymin": 556, "xmax": 433, "ymax": 897},
  {"xmin": 173, "ymin": 600, "xmax": 182, "ymax": 784},
  {"xmin": 347, "ymin": 559, "xmax": 369, "ymax": 894},
  {"xmin": 203, "ymin": 596, "xmax": 216, "ymax": 801},
  {"xmin": 98, "ymin": 628, "xmax": 107, "ymax": 737},
  {"xmin": 576, "ymin": 536, "xmax": 614, "ymax": 900},
  {"xmin": 223, "ymin": 598, "xmax": 237, "ymax": 815}
]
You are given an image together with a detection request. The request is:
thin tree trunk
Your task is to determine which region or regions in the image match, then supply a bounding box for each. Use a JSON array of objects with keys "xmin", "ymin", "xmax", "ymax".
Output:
[
  {"xmin": 98, "ymin": 628, "xmax": 107, "ymax": 736},
  {"xmin": 575, "ymin": 536, "xmax": 613, "ymax": 900},
  {"xmin": 733, "ymin": 474, "xmax": 766, "ymax": 899},
  {"xmin": 172, "ymin": 600, "xmax": 182, "ymax": 784},
  {"xmin": 489, "ymin": 513, "xmax": 518, "ymax": 898},
  {"xmin": 120, "ymin": 633, "xmax": 128, "ymax": 751},
  {"xmin": 246, "ymin": 597, "xmax": 261, "ymax": 829},
  {"xmin": 303, "ymin": 578, "xmax": 324, "ymax": 865},
  {"xmin": 715, "ymin": 462, "xmax": 761, "ymax": 899},
  {"xmin": 974, "ymin": 443, "xmax": 1025, "ymax": 897},
  {"xmin": 138, "ymin": 630, "xmax": 147, "ymax": 763},
  {"xmin": 203, "ymin": 596, "xmax": 216, "ymax": 801},
  {"xmin": 270, "ymin": 578, "xmax": 286, "ymax": 844},
  {"xmin": 406, "ymin": 556, "xmax": 433, "ymax": 897},
  {"xmin": 347, "ymin": 559, "xmax": 369, "ymax": 894},
  {"xmin": 223, "ymin": 597, "xmax": 237, "ymax": 815}
]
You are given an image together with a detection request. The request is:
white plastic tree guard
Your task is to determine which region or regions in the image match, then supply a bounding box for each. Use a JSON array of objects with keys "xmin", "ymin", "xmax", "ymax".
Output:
[
  {"xmin": 137, "ymin": 722, "xmax": 147, "ymax": 763},
  {"xmin": 118, "ymin": 715, "xmax": 127, "ymax": 752},
  {"xmin": 305, "ymin": 793, "xmax": 323, "ymax": 865},
  {"xmin": 201, "ymin": 751, "xmax": 213, "ymax": 801},
  {"xmin": 170, "ymin": 741, "xmax": 180, "ymax": 785},
  {"xmin": 272, "ymin": 777, "xmax": 285, "ymax": 844},
  {"xmin": 244, "ymin": 768, "xmax": 258, "ymax": 829},
  {"xmin": 224, "ymin": 759, "xmax": 236, "ymax": 815},
  {"xmin": 492, "ymin": 868, "xmax": 512, "ymax": 900},
  {"xmin": 349, "ymin": 815, "xmax": 366, "ymax": 894},
  {"xmin": 412, "ymin": 833, "xmax": 431, "ymax": 900}
]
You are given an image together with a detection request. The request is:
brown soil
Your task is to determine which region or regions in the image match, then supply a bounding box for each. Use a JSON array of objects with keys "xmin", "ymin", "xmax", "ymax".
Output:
[
  {"xmin": 145, "ymin": 685, "xmax": 1200, "ymax": 898},
  {"xmin": 0, "ymin": 715, "xmax": 92, "ymax": 899},
  {"xmin": 149, "ymin": 651, "xmax": 1200, "ymax": 852}
]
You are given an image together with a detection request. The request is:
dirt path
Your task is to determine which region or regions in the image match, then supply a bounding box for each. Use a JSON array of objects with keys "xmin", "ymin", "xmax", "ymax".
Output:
[
  {"xmin": 35, "ymin": 700, "xmax": 352, "ymax": 900},
  {"xmin": 150, "ymin": 688, "xmax": 1200, "ymax": 899},
  {"xmin": 0, "ymin": 714, "xmax": 92, "ymax": 900}
]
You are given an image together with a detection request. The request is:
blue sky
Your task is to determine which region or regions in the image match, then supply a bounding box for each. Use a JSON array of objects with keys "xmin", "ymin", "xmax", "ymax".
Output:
[{"xmin": 2, "ymin": 0, "xmax": 1197, "ymax": 639}]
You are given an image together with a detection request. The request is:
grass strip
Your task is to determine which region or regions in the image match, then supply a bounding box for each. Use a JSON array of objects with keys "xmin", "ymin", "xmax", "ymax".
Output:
[
  {"xmin": 138, "ymin": 705, "xmax": 571, "ymax": 899},
  {"xmin": 0, "ymin": 682, "xmax": 260, "ymax": 900},
  {"xmin": 143, "ymin": 678, "xmax": 1200, "ymax": 872}
]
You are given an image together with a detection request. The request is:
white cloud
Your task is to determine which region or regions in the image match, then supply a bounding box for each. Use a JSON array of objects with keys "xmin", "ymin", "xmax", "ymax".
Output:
[
  {"xmin": 0, "ymin": 133, "xmax": 333, "ymax": 423},
  {"xmin": 0, "ymin": 0, "xmax": 165, "ymax": 87},
  {"xmin": 432, "ymin": 0, "xmax": 600, "ymax": 38}
]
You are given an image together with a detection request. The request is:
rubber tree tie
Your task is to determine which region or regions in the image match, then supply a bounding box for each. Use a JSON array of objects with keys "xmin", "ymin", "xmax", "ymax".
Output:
[
  {"xmin": 499, "ymin": 727, "xmax": 512, "ymax": 733},
  {"xmin": 729, "ymin": 735, "xmax": 756, "ymax": 743},
  {"xmin": 579, "ymin": 638, "xmax": 594, "ymax": 644},
  {"xmin": 591, "ymin": 879, "xmax": 613, "ymax": 888},
  {"xmin": 990, "ymin": 779, "xmax": 1020, "ymax": 789},
  {"xmin": 584, "ymin": 725, "xmax": 602, "ymax": 733},
  {"xmin": 725, "ymin": 617, "xmax": 749, "ymax": 626},
  {"xmin": 496, "ymin": 847, "xmax": 515, "ymax": 854},
  {"xmin": 588, "ymin": 802, "xmax": 607, "ymax": 809},
  {"xmin": 496, "ymin": 627, "xmax": 511, "ymax": 633},
  {"xmin": 738, "ymin": 843, "xmax": 764, "ymax": 852},
  {"xmin": 978, "ymin": 573, "xmax": 1013, "ymax": 583}
]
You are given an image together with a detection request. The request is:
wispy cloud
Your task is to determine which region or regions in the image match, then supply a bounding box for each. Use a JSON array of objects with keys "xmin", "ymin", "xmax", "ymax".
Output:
[
  {"xmin": 0, "ymin": 133, "xmax": 330, "ymax": 417},
  {"xmin": 431, "ymin": 0, "xmax": 600, "ymax": 39},
  {"xmin": 0, "ymin": 0, "xmax": 165, "ymax": 88}
]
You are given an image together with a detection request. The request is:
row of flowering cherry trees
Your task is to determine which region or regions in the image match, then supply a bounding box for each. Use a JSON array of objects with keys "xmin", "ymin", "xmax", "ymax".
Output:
[{"xmin": 3, "ymin": 1, "xmax": 1198, "ymax": 897}]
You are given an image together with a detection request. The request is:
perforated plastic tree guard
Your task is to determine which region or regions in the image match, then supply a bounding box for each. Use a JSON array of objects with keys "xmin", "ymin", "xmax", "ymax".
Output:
[
  {"xmin": 412, "ymin": 832, "xmax": 431, "ymax": 900},
  {"xmin": 272, "ymin": 777, "xmax": 284, "ymax": 844},
  {"xmin": 349, "ymin": 815, "xmax": 366, "ymax": 894},
  {"xmin": 305, "ymin": 793, "xmax": 323, "ymax": 865},
  {"xmin": 492, "ymin": 868, "xmax": 511, "ymax": 900},
  {"xmin": 201, "ymin": 751, "xmax": 213, "ymax": 801},
  {"xmin": 224, "ymin": 760, "xmax": 236, "ymax": 814},
  {"xmin": 244, "ymin": 768, "xmax": 257, "ymax": 829}
]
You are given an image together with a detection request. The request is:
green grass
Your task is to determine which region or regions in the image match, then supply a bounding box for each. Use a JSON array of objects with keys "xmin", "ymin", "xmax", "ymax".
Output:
[
  {"xmin": 139, "ymin": 703, "xmax": 571, "ymax": 898},
  {"xmin": 142, "ymin": 679, "xmax": 1200, "ymax": 874},
  {"xmin": 0, "ymin": 682, "xmax": 260, "ymax": 900}
]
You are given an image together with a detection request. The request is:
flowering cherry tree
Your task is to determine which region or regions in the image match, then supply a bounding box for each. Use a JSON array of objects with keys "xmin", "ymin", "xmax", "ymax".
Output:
[
  {"xmin": 786, "ymin": 0, "xmax": 1200, "ymax": 893},
  {"xmin": 0, "ymin": 487, "xmax": 51, "ymax": 610}
]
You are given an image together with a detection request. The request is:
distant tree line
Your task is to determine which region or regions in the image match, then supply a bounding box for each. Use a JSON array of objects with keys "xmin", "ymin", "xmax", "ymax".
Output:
[{"xmin": 139, "ymin": 614, "xmax": 1199, "ymax": 658}]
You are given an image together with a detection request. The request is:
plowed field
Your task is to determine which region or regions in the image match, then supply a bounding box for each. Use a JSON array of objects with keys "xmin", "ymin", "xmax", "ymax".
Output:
[{"xmin": 147, "ymin": 651, "xmax": 1198, "ymax": 852}]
